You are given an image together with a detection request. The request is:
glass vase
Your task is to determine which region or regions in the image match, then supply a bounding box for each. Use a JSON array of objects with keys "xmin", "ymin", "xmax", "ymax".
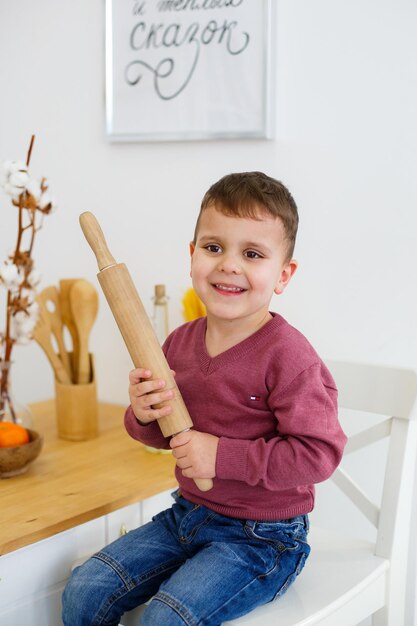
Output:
[{"xmin": 0, "ymin": 361, "xmax": 33, "ymax": 428}]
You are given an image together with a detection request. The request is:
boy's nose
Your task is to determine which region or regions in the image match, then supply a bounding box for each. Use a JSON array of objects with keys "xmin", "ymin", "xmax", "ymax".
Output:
[{"xmin": 217, "ymin": 254, "xmax": 242, "ymax": 274}]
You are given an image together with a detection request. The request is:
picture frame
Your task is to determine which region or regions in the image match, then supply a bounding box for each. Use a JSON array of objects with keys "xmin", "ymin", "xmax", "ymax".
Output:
[{"xmin": 105, "ymin": 0, "xmax": 274, "ymax": 142}]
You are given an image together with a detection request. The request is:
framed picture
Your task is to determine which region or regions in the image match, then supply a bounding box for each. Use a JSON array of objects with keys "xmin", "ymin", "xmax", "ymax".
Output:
[{"xmin": 105, "ymin": 0, "xmax": 274, "ymax": 141}]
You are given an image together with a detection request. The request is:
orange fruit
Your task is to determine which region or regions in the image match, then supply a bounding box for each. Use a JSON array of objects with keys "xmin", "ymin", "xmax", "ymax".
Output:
[{"xmin": 0, "ymin": 422, "xmax": 30, "ymax": 448}]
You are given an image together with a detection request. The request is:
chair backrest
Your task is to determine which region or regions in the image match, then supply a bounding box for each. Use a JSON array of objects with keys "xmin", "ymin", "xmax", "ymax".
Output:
[
  {"xmin": 326, "ymin": 360, "xmax": 417, "ymax": 623},
  {"xmin": 327, "ymin": 360, "xmax": 417, "ymax": 419}
]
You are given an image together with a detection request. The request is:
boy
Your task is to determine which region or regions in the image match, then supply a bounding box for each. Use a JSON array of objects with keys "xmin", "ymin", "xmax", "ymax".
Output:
[{"xmin": 62, "ymin": 172, "xmax": 347, "ymax": 625}]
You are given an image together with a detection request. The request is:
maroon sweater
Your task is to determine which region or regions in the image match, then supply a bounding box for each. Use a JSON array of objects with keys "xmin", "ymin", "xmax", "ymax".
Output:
[{"xmin": 125, "ymin": 314, "xmax": 347, "ymax": 520}]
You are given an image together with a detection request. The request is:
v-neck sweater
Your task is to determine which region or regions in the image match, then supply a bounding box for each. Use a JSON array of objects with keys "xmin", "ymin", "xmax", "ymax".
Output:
[{"xmin": 125, "ymin": 314, "xmax": 347, "ymax": 521}]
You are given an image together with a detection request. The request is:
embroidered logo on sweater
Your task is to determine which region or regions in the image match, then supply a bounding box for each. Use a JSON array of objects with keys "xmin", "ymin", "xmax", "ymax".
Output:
[{"xmin": 250, "ymin": 395, "xmax": 261, "ymax": 401}]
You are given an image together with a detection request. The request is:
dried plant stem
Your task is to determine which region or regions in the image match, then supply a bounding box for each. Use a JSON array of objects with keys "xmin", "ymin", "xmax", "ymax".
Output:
[
  {"xmin": 1, "ymin": 135, "xmax": 37, "ymax": 421},
  {"xmin": 12, "ymin": 196, "xmax": 24, "ymax": 265},
  {"xmin": 4, "ymin": 292, "xmax": 13, "ymax": 362},
  {"xmin": 26, "ymin": 135, "xmax": 35, "ymax": 168},
  {"xmin": 28, "ymin": 209, "xmax": 38, "ymax": 257}
]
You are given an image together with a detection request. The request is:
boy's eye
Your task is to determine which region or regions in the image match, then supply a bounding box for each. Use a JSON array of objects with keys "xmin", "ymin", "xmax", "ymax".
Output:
[
  {"xmin": 245, "ymin": 250, "xmax": 263, "ymax": 259},
  {"xmin": 204, "ymin": 244, "xmax": 222, "ymax": 253}
]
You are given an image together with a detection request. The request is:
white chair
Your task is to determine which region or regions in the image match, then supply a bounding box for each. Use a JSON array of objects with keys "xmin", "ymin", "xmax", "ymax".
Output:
[
  {"xmin": 122, "ymin": 361, "xmax": 417, "ymax": 626},
  {"xmin": 224, "ymin": 360, "xmax": 417, "ymax": 626}
]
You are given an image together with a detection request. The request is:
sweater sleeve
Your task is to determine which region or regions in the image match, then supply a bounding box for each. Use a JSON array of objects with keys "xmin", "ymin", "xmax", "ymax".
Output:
[
  {"xmin": 215, "ymin": 363, "xmax": 347, "ymax": 490},
  {"xmin": 124, "ymin": 405, "xmax": 171, "ymax": 449}
]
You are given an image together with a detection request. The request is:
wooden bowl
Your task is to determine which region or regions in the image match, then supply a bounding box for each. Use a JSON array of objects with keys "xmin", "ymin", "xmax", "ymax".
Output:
[{"xmin": 0, "ymin": 429, "xmax": 43, "ymax": 478}]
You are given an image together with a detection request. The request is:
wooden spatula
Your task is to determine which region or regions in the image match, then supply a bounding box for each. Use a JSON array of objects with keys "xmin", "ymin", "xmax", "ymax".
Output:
[
  {"xmin": 69, "ymin": 279, "xmax": 99, "ymax": 384},
  {"xmin": 59, "ymin": 279, "xmax": 81, "ymax": 382},
  {"xmin": 33, "ymin": 304, "xmax": 72, "ymax": 384},
  {"xmin": 38, "ymin": 286, "xmax": 72, "ymax": 380}
]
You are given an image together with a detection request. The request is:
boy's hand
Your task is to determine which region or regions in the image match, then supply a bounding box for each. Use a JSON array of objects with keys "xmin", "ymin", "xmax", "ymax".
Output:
[
  {"xmin": 170, "ymin": 430, "xmax": 219, "ymax": 479},
  {"xmin": 128, "ymin": 368, "xmax": 174, "ymax": 424}
]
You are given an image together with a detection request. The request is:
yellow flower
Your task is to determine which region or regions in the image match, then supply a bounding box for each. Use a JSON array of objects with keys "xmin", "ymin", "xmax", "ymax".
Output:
[{"xmin": 182, "ymin": 288, "xmax": 206, "ymax": 322}]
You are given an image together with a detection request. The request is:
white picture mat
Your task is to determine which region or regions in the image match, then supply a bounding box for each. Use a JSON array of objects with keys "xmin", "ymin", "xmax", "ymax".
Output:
[{"xmin": 106, "ymin": 0, "xmax": 274, "ymax": 141}]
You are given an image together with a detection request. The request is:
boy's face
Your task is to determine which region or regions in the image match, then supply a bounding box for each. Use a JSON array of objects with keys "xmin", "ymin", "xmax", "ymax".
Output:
[{"xmin": 190, "ymin": 205, "xmax": 297, "ymax": 326}]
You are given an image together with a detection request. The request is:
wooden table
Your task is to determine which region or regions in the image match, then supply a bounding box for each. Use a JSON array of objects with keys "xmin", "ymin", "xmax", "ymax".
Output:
[{"xmin": 0, "ymin": 400, "xmax": 176, "ymax": 555}]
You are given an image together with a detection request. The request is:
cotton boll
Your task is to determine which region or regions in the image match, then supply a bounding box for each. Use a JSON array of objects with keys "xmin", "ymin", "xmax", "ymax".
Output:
[
  {"xmin": 9, "ymin": 170, "xmax": 29, "ymax": 188},
  {"xmin": 7, "ymin": 161, "xmax": 28, "ymax": 174},
  {"xmin": 27, "ymin": 301, "xmax": 40, "ymax": 318},
  {"xmin": 13, "ymin": 305, "xmax": 40, "ymax": 326},
  {"xmin": 24, "ymin": 316, "xmax": 37, "ymax": 333},
  {"xmin": 25, "ymin": 177, "xmax": 42, "ymax": 201},
  {"xmin": 27, "ymin": 269, "xmax": 41, "ymax": 288},
  {"xmin": 40, "ymin": 191, "xmax": 58, "ymax": 213},
  {"xmin": 11, "ymin": 321, "xmax": 34, "ymax": 344},
  {"xmin": 0, "ymin": 161, "xmax": 28, "ymax": 190},
  {"xmin": 3, "ymin": 182, "xmax": 23, "ymax": 200},
  {"xmin": 13, "ymin": 310, "xmax": 28, "ymax": 325},
  {"xmin": 39, "ymin": 191, "xmax": 51, "ymax": 209},
  {"xmin": 21, "ymin": 288, "xmax": 35, "ymax": 304},
  {"xmin": 6, "ymin": 171, "xmax": 29, "ymax": 201},
  {"xmin": 10, "ymin": 311, "xmax": 37, "ymax": 343},
  {"xmin": 0, "ymin": 263, "xmax": 23, "ymax": 289}
]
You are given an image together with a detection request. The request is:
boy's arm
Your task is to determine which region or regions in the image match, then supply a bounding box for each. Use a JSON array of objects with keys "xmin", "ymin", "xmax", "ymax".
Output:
[
  {"xmin": 124, "ymin": 404, "xmax": 170, "ymax": 449},
  {"xmin": 215, "ymin": 364, "xmax": 347, "ymax": 490}
]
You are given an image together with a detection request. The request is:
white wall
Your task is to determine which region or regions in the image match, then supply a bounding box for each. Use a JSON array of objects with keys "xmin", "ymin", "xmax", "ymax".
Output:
[{"xmin": 1, "ymin": 0, "xmax": 416, "ymax": 622}]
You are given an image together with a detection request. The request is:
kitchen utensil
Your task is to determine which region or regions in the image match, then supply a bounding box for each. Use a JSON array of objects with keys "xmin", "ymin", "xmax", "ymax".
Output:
[
  {"xmin": 38, "ymin": 286, "xmax": 72, "ymax": 380},
  {"xmin": 59, "ymin": 279, "xmax": 81, "ymax": 381},
  {"xmin": 79, "ymin": 211, "xmax": 213, "ymax": 492},
  {"xmin": 33, "ymin": 305, "xmax": 72, "ymax": 384},
  {"xmin": 69, "ymin": 279, "xmax": 99, "ymax": 384}
]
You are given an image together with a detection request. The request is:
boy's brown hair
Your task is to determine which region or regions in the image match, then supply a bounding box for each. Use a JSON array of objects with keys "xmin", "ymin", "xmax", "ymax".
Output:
[{"xmin": 193, "ymin": 171, "xmax": 299, "ymax": 261}]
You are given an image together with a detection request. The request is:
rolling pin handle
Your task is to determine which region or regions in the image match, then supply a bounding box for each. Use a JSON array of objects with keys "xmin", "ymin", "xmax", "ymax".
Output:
[
  {"xmin": 79, "ymin": 212, "xmax": 117, "ymax": 271},
  {"xmin": 194, "ymin": 478, "xmax": 214, "ymax": 492}
]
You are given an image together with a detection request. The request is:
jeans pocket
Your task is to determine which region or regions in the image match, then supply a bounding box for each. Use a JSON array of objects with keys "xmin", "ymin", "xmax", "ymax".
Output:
[{"xmin": 245, "ymin": 516, "xmax": 310, "ymax": 552}]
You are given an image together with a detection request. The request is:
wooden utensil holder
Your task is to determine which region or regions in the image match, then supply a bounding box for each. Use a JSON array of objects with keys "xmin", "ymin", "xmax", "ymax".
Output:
[{"xmin": 55, "ymin": 354, "xmax": 98, "ymax": 441}]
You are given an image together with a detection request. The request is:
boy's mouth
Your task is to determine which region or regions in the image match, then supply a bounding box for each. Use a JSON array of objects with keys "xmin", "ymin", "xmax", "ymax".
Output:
[{"xmin": 212, "ymin": 283, "xmax": 246, "ymax": 294}]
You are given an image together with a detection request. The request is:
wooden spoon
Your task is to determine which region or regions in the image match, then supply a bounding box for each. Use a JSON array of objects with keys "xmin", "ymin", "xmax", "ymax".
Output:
[
  {"xmin": 69, "ymin": 279, "xmax": 99, "ymax": 384},
  {"xmin": 59, "ymin": 279, "xmax": 81, "ymax": 380},
  {"xmin": 32, "ymin": 305, "xmax": 72, "ymax": 384},
  {"xmin": 38, "ymin": 286, "xmax": 72, "ymax": 380}
]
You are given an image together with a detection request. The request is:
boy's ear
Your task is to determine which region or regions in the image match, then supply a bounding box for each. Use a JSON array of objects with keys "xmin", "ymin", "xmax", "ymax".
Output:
[
  {"xmin": 189, "ymin": 242, "xmax": 195, "ymax": 277},
  {"xmin": 274, "ymin": 260, "xmax": 298, "ymax": 295}
]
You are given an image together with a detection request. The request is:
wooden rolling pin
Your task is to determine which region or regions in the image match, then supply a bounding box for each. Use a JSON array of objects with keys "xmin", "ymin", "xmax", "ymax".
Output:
[{"xmin": 79, "ymin": 212, "xmax": 213, "ymax": 492}]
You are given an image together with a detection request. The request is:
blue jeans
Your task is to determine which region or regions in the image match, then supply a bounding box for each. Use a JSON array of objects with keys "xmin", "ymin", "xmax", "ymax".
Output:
[{"xmin": 62, "ymin": 490, "xmax": 310, "ymax": 626}]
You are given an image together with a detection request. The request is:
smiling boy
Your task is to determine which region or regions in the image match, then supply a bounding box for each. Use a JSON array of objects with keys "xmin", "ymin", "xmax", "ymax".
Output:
[
  {"xmin": 189, "ymin": 191, "xmax": 297, "ymax": 353},
  {"xmin": 62, "ymin": 172, "xmax": 347, "ymax": 626}
]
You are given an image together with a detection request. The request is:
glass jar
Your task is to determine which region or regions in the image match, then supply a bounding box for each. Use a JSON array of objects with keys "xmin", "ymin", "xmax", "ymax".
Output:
[{"xmin": 0, "ymin": 361, "xmax": 33, "ymax": 428}]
